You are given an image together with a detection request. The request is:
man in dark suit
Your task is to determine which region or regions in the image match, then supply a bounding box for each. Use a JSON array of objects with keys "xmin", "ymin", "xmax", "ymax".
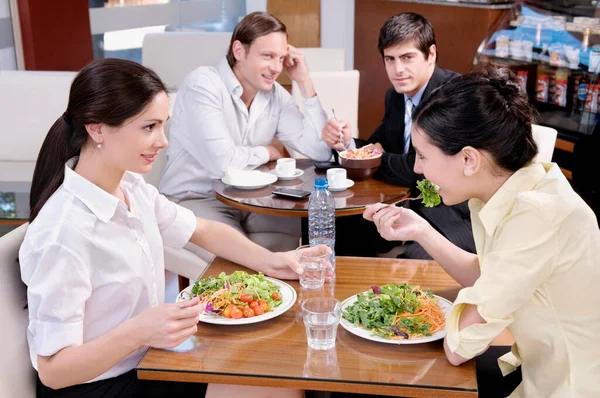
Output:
[{"xmin": 323, "ymin": 12, "xmax": 475, "ymax": 259}]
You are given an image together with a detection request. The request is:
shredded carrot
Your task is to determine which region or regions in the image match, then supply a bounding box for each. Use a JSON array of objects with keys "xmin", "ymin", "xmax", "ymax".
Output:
[{"xmin": 390, "ymin": 291, "xmax": 446, "ymax": 338}]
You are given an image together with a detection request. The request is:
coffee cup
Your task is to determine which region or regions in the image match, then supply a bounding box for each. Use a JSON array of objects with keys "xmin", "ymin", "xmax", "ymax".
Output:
[
  {"xmin": 327, "ymin": 168, "xmax": 347, "ymax": 188},
  {"xmin": 276, "ymin": 158, "xmax": 296, "ymax": 177}
]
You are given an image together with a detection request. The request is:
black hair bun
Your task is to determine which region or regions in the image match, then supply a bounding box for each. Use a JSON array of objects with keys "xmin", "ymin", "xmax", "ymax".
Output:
[{"xmin": 480, "ymin": 66, "xmax": 522, "ymax": 103}]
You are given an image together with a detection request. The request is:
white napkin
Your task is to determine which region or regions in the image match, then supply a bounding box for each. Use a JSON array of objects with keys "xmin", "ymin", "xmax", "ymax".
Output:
[{"xmin": 225, "ymin": 167, "xmax": 270, "ymax": 185}]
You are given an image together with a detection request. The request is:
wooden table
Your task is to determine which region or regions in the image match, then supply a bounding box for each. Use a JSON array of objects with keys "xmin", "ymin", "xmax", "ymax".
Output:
[
  {"xmin": 212, "ymin": 159, "xmax": 410, "ymax": 217},
  {"xmin": 137, "ymin": 256, "xmax": 478, "ymax": 397}
]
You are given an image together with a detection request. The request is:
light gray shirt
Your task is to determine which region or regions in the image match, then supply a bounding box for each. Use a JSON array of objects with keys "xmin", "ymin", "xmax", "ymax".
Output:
[{"xmin": 160, "ymin": 58, "xmax": 332, "ymax": 198}]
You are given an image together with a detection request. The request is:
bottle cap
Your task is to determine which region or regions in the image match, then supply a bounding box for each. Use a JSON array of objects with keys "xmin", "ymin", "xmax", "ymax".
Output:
[{"xmin": 314, "ymin": 177, "xmax": 328, "ymax": 189}]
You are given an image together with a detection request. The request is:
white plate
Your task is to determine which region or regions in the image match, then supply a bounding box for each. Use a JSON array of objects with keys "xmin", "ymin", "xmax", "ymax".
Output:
[
  {"xmin": 221, "ymin": 172, "xmax": 277, "ymax": 190},
  {"xmin": 176, "ymin": 276, "xmax": 297, "ymax": 325},
  {"xmin": 339, "ymin": 292, "xmax": 452, "ymax": 344},
  {"xmin": 269, "ymin": 168, "xmax": 304, "ymax": 181},
  {"xmin": 329, "ymin": 179, "xmax": 355, "ymax": 192}
]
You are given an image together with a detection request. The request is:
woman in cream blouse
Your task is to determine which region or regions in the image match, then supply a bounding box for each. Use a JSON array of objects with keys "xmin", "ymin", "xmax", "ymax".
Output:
[{"xmin": 365, "ymin": 66, "xmax": 600, "ymax": 397}]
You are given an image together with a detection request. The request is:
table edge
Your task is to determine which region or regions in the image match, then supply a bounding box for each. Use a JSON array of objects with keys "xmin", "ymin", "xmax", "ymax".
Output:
[
  {"xmin": 214, "ymin": 191, "xmax": 409, "ymax": 218},
  {"xmin": 136, "ymin": 369, "xmax": 478, "ymax": 397}
]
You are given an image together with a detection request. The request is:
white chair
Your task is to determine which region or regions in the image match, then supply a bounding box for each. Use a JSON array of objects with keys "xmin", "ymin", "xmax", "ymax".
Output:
[
  {"xmin": 0, "ymin": 224, "xmax": 35, "ymax": 398},
  {"xmin": 299, "ymin": 47, "xmax": 346, "ymax": 72},
  {"xmin": 532, "ymin": 124, "xmax": 558, "ymax": 162},
  {"xmin": 292, "ymin": 70, "xmax": 359, "ymax": 139},
  {"xmin": 289, "ymin": 70, "xmax": 360, "ymax": 161},
  {"xmin": 142, "ymin": 32, "xmax": 232, "ymax": 91},
  {"xmin": 0, "ymin": 71, "xmax": 77, "ymax": 182}
]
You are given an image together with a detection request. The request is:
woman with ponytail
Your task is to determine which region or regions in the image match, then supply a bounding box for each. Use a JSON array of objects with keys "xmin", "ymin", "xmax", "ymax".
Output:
[
  {"xmin": 364, "ymin": 66, "xmax": 600, "ymax": 397},
  {"xmin": 19, "ymin": 59, "xmax": 309, "ymax": 398}
]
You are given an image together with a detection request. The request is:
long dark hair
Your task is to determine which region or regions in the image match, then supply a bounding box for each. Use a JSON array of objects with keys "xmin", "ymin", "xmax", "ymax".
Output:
[
  {"xmin": 226, "ymin": 11, "xmax": 287, "ymax": 68},
  {"xmin": 29, "ymin": 58, "xmax": 167, "ymax": 222},
  {"xmin": 412, "ymin": 66, "xmax": 538, "ymax": 172}
]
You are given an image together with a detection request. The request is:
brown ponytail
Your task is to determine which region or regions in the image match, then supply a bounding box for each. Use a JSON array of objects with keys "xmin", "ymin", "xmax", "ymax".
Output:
[
  {"xmin": 29, "ymin": 114, "xmax": 87, "ymax": 222},
  {"xmin": 29, "ymin": 59, "xmax": 166, "ymax": 222}
]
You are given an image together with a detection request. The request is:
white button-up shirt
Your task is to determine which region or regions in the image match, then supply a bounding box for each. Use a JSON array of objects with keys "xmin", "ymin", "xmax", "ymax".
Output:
[
  {"xmin": 160, "ymin": 58, "xmax": 332, "ymax": 198},
  {"xmin": 19, "ymin": 158, "xmax": 197, "ymax": 382}
]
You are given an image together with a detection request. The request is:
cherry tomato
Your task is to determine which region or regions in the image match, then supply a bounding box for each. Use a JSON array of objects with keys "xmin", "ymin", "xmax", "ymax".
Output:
[
  {"xmin": 240, "ymin": 293, "xmax": 254, "ymax": 303},
  {"xmin": 249, "ymin": 301, "xmax": 259, "ymax": 309},
  {"xmin": 253, "ymin": 305, "xmax": 265, "ymax": 315},
  {"xmin": 271, "ymin": 291, "xmax": 282, "ymax": 301},
  {"xmin": 223, "ymin": 304, "xmax": 236, "ymax": 318},
  {"xmin": 242, "ymin": 307, "xmax": 255, "ymax": 317},
  {"xmin": 230, "ymin": 306, "xmax": 243, "ymax": 319},
  {"xmin": 258, "ymin": 300, "xmax": 269, "ymax": 312}
]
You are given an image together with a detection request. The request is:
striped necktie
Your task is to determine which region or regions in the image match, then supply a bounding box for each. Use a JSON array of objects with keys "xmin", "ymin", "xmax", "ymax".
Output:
[{"xmin": 403, "ymin": 98, "xmax": 413, "ymax": 154}]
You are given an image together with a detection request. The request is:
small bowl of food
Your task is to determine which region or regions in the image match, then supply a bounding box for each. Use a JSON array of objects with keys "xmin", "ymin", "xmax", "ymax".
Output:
[{"xmin": 338, "ymin": 146, "xmax": 382, "ymax": 181}]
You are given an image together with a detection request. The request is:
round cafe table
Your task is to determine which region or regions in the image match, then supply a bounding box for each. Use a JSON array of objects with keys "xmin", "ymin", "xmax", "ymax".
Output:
[{"xmin": 212, "ymin": 159, "xmax": 410, "ymax": 217}]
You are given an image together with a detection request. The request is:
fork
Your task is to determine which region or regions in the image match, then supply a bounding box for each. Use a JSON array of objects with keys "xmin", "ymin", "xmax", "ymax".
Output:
[
  {"xmin": 374, "ymin": 194, "xmax": 422, "ymax": 214},
  {"xmin": 393, "ymin": 194, "xmax": 423, "ymax": 206},
  {"xmin": 332, "ymin": 108, "xmax": 348, "ymax": 152}
]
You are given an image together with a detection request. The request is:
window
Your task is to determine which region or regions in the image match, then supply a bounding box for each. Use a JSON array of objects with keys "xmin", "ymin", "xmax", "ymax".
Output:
[{"xmin": 88, "ymin": 0, "xmax": 246, "ymax": 63}]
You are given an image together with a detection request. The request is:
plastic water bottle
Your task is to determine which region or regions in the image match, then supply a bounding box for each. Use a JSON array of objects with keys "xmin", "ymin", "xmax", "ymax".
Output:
[{"xmin": 308, "ymin": 177, "xmax": 336, "ymax": 274}]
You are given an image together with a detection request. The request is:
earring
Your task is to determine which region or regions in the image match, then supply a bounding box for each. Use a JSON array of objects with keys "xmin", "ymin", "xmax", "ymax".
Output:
[{"xmin": 96, "ymin": 143, "xmax": 102, "ymax": 149}]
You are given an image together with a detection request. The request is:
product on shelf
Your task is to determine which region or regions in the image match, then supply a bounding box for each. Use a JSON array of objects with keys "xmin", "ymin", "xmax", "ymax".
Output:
[
  {"xmin": 536, "ymin": 65, "xmax": 550, "ymax": 102},
  {"xmin": 552, "ymin": 68, "xmax": 569, "ymax": 107},
  {"xmin": 584, "ymin": 83, "xmax": 598, "ymax": 113}
]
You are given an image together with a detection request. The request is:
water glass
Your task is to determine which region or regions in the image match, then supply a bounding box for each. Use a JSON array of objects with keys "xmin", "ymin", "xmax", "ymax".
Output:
[
  {"xmin": 296, "ymin": 245, "xmax": 329, "ymax": 289},
  {"xmin": 309, "ymin": 237, "xmax": 336, "ymax": 274},
  {"xmin": 302, "ymin": 297, "xmax": 342, "ymax": 350}
]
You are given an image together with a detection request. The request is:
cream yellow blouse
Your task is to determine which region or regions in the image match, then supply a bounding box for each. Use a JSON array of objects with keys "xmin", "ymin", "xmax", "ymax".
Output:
[{"xmin": 446, "ymin": 162, "xmax": 600, "ymax": 398}]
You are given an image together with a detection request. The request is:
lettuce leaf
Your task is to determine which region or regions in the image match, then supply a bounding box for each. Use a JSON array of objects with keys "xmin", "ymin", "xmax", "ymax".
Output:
[{"xmin": 416, "ymin": 179, "xmax": 441, "ymax": 208}]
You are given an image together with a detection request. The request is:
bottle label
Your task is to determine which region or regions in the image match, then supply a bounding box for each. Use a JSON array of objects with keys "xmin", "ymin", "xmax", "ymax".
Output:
[{"xmin": 578, "ymin": 83, "xmax": 588, "ymax": 101}]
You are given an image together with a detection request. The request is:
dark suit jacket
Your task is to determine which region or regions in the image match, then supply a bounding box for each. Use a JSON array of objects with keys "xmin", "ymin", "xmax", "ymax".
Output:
[{"xmin": 363, "ymin": 67, "xmax": 476, "ymax": 255}]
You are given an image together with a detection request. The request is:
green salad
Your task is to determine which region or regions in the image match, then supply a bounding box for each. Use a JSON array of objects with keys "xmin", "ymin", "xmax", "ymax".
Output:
[
  {"xmin": 342, "ymin": 283, "xmax": 444, "ymax": 339},
  {"xmin": 190, "ymin": 271, "xmax": 283, "ymax": 318},
  {"xmin": 416, "ymin": 179, "xmax": 441, "ymax": 208}
]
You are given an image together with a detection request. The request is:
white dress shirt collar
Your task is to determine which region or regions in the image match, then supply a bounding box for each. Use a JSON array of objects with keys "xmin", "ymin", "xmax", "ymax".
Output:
[
  {"xmin": 217, "ymin": 58, "xmax": 244, "ymax": 99},
  {"xmin": 62, "ymin": 158, "xmax": 121, "ymax": 223}
]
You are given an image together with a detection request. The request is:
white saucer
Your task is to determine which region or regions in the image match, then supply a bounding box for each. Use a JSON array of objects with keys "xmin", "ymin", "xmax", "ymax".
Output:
[
  {"xmin": 221, "ymin": 171, "xmax": 277, "ymax": 190},
  {"xmin": 269, "ymin": 168, "xmax": 304, "ymax": 181},
  {"xmin": 329, "ymin": 179, "xmax": 354, "ymax": 192}
]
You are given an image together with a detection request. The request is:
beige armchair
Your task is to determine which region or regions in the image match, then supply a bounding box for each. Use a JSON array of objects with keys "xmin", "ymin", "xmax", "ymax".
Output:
[{"xmin": 0, "ymin": 224, "xmax": 35, "ymax": 398}]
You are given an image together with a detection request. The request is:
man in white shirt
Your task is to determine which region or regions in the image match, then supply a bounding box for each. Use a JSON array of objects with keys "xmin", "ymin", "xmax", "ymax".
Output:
[{"xmin": 160, "ymin": 12, "xmax": 332, "ymax": 257}]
